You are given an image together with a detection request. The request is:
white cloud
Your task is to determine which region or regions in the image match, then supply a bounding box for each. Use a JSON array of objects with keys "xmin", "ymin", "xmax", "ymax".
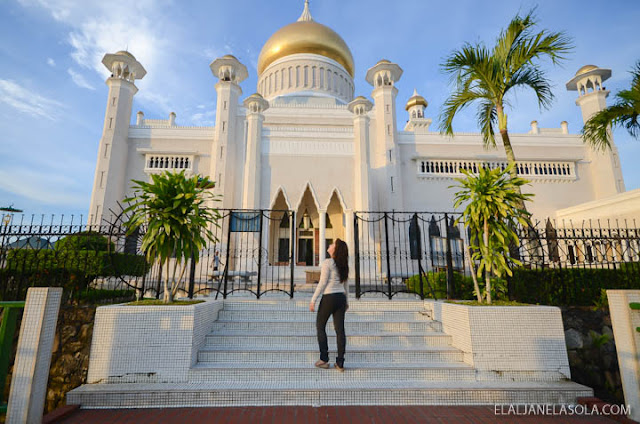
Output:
[
  {"xmin": 0, "ymin": 167, "xmax": 88, "ymax": 208},
  {"xmin": 47, "ymin": 57, "xmax": 56, "ymax": 67},
  {"xmin": 0, "ymin": 79, "xmax": 64, "ymax": 121},
  {"xmin": 190, "ymin": 110, "xmax": 215, "ymax": 126},
  {"xmin": 18, "ymin": 0, "xmax": 173, "ymax": 110},
  {"xmin": 67, "ymin": 68, "xmax": 95, "ymax": 90}
]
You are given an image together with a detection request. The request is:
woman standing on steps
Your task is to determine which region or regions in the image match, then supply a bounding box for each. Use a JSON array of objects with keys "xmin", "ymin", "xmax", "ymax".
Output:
[{"xmin": 309, "ymin": 238, "xmax": 349, "ymax": 372}]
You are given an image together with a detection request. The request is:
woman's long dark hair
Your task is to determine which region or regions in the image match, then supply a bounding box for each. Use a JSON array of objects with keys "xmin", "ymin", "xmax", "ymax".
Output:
[{"xmin": 332, "ymin": 238, "xmax": 349, "ymax": 283}]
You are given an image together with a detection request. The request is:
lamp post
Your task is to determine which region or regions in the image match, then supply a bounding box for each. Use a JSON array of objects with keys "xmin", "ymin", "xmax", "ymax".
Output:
[{"xmin": 0, "ymin": 205, "xmax": 23, "ymax": 269}]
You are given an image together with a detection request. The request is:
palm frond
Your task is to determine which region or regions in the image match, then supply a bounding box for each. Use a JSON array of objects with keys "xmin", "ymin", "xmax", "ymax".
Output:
[
  {"xmin": 508, "ymin": 66, "xmax": 554, "ymax": 109},
  {"xmin": 477, "ymin": 100, "xmax": 498, "ymax": 147}
]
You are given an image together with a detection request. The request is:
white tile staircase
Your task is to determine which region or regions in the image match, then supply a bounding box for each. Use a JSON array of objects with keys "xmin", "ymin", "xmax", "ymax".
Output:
[{"xmin": 67, "ymin": 297, "xmax": 592, "ymax": 408}]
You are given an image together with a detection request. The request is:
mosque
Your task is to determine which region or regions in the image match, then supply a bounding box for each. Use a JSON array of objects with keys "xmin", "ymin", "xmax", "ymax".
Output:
[{"xmin": 89, "ymin": 1, "xmax": 628, "ymax": 267}]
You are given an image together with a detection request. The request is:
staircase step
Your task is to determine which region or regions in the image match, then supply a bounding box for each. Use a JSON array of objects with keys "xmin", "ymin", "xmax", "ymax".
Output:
[
  {"xmin": 187, "ymin": 363, "xmax": 476, "ymax": 382},
  {"xmin": 67, "ymin": 381, "xmax": 594, "ymax": 408},
  {"xmin": 211, "ymin": 320, "xmax": 441, "ymax": 333},
  {"xmin": 222, "ymin": 300, "xmax": 428, "ymax": 312},
  {"xmin": 217, "ymin": 310, "xmax": 428, "ymax": 321},
  {"xmin": 197, "ymin": 347, "xmax": 465, "ymax": 363},
  {"xmin": 204, "ymin": 333, "xmax": 452, "ymax": 349}
]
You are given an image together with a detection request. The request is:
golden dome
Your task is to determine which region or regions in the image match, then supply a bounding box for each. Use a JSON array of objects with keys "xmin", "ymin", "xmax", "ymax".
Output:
[
  {"xmin": 405, "ymin": 89, "xmax": 427, "ymax": 111},
  {"xmin": 257, "ymin": 2, "xmax": 354, "ymax": 77},
  {"xmin": 576, "ymin": 65, "xmax": 598, "ymax": 76}
]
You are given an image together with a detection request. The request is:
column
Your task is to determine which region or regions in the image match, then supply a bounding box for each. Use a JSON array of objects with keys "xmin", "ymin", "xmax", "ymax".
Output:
[
  {"xmin": 319, "ymin": 209, "xmax": 326, "ymax": 262},
  {"xmin": 7, "ymin": 287, "xmax": 63, "ymax": 424},
  {"xmin": 345, "ymin": 209, "xmax": 355, "ymax": 272}
]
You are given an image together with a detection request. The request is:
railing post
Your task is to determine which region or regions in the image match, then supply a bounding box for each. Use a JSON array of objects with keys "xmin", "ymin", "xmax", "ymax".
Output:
[
  {"xmin": 188, "ymin": 253, "xmax": 196, "ymax": 299},
  {"xmin": 223, "ymin": 212, "xmax": 233, "ymax": 299},
  {"xmin": 290, "ymin": 211, "xmax": 296, "ymax": 298},
  {"xmin": 0, "ymin": 302, "xmax": 24, "ymax": 413},
  {"xmin": 383, "ymin": 212, "xmax": 392, "ymax": 300},
  {"xmin": 256, "ymin": 211, "xmax": 264, "ymax": 299},
  {"xmin": 354, "ymin": 213, "xmax": 361, "ymax": 299},
  {"xmin": 444, "ymin": 213, "xmax": 455, "ymax": 300}
]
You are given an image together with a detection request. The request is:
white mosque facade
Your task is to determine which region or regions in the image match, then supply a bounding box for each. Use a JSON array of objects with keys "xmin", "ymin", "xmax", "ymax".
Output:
[{"xmin": 89, "ymin": 2, "xmax": 628, "ymax": 264}]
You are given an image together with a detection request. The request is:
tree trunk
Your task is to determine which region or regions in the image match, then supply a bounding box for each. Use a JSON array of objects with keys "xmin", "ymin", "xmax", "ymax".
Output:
[
  {"xmin": 500, "ymin": 127, "xmax": 543, "ymax": 263},
  {"xmin": 465, "ymin": 246, "xmax": 482, "ymax": 302},
  {"xmin": 484, "ymin": 218, "xmax": 492, "ymax": 304},
  {"xmin": 163, "ymin": 259, "xmax": 171, "ymax": 304}
]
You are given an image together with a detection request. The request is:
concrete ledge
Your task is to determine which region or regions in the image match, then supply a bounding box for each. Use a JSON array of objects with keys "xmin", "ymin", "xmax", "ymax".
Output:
[
  {"xmin": 86, "ymin": 299, "xmax": 223, "ymax": 384},
  {"xmin": 425, "ymin": 301, "xmax": 571, "ymax": 379}
]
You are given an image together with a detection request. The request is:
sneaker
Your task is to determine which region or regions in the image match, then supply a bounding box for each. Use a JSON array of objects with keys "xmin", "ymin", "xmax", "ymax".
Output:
[
  {"xmin": 334, "ymin": 363, "xmax": 345, "ymax": 373},
  {"xmin": 315, "ymin": 360, "xmax": 329, "ymax": 369}
]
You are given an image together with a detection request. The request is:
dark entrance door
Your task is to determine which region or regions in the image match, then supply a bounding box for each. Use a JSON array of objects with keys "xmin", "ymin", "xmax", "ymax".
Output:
[{"xmin": 298, "ymin": 239, "xmax": 313, "ymax": 265}]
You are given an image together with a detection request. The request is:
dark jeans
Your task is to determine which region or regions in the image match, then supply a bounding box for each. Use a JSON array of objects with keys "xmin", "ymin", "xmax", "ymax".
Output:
[{"xmin": 316, "ymin": 292, "xmax": 347, "ymax": 366}]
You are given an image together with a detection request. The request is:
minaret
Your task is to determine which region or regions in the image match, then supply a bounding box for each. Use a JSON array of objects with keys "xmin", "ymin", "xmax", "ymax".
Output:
[
  {"xmin": 365, "ymin": 59, "xmax": 404, "ymax": 211},
  {"xmin": 348, "ymin": 96, "xmax": 374, "ymax": 212},
  {"xmin": 404, "ymin": 89, "xmax": 432, "ymax": 133},
  {"xmin": 89, "ymin": 50, "xmax": 146, "ymax": 224},
  {"xmin": 241, "ymin": 93, "xmax": 269, "ymax": 209},
  {"xmin": 566, "ymin": 65, "xmax": 625, "ymax": 198},
  {"xmin": 209, "ymin": 55, "xmax": 248, "ymax": 209}
]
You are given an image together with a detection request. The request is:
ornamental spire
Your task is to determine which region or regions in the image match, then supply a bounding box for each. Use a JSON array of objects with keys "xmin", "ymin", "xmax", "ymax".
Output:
[{"xmin": 298, "ymin": 0, "xmax": 313, "ymax": 22}]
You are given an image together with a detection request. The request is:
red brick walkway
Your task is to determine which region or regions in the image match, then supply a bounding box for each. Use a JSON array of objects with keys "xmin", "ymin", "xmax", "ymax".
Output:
[{"xmin": 53, "ymin": 405, "xmax": 623, "ymax": 424}]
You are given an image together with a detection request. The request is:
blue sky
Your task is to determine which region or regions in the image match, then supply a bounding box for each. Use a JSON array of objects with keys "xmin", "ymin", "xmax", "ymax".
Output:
[{"xmin": 1, "ymin": 0, "xmax": 639, "ymax": 218}]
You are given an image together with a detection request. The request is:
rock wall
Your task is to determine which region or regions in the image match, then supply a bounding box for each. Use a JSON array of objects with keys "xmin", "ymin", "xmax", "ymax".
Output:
[
  {"xmin": 562, "ymin": 306, "xmax": 624, "ymax": 403},
  {"xmin": 46, "ymin": 304, "xmax": 96, "ymax": 413}
]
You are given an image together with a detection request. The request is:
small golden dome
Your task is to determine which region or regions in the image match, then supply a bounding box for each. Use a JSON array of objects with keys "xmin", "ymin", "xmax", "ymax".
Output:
[
  {"xmin": 576, "ymin": 65, "xmax": 598, "ymax": 76},
  {"xmin": 405, "ymin": 89, "xmax": 428, "ymax": 111},
  {"xmin": 257, "ymin": 2, "xmax": 354, "ymax": 76}
]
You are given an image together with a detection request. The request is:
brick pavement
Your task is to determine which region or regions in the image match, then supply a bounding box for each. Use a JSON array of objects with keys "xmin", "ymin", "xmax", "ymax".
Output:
[{"xmin": 52, "ymin": 405, "xmax": 623, "ymax": 424}]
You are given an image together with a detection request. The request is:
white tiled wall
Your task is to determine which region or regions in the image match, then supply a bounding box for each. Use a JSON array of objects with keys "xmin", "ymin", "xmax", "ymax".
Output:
[
  {"xmin": 432, "ymin": 301, "xmax": 571, "ymax": 378},
  {"xmin": 86, "ymin": 299, "xmax": 223, "ymax": 384}
]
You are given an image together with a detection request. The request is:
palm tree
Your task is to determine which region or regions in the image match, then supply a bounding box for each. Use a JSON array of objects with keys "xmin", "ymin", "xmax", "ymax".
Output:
[
  {"xmin": 440, "ymin": 9, "xmax": 572, "ymax": 201},
  {"xmin": 452, "ymin": 164, "xmax": 533, "ymax": 304},
  {"xmin": 582, "ymin": 61, "xmax": 640, "ymax": 150},
  {"xmin": 123, "ymin": 171, "xmax": 221, "ymax": 303}
]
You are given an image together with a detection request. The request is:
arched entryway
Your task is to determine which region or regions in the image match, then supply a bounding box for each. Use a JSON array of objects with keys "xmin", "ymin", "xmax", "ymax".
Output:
[
  {"xmin": 268, "ymin": 189, "xmax": 292, "ymax": 265},
  {"xmin": 296, "ymin": 186, "xmax": 320, "ymax": 266},
  {"xmin": 323, "ymin": 190, "xmax": 346, "ymax": 260}
]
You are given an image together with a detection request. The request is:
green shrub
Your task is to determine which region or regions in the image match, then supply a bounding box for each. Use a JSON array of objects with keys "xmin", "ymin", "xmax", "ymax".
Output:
[
  {"xmin": 511, "ymin": 264, "xmax": 640, "ymax": 306},
  {"xmin": 405, "ymin": 271, "xmax": 507, "ymax": 300},
  {"xmin": 55, "ymin": 231, "xmax": 114, "ymax": 252}
]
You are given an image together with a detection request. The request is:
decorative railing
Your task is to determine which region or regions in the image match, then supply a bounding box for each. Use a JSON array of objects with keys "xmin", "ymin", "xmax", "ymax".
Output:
[
  {"xmin": 144, "ymin": 155, "xmax": 194, "ymax": 173},
  {"xmin": 417, "ymin": 159, "xmax": 576, "ymax": 180}
]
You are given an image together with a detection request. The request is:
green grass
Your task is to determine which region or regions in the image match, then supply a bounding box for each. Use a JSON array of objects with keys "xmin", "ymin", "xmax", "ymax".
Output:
[
  {"xmin": 445, "ymin": 300, "xmax": 531, "ymax": 306},
  {"xmin": 125, "ymin": 299, "xmax": 205, "ymax": 306}
]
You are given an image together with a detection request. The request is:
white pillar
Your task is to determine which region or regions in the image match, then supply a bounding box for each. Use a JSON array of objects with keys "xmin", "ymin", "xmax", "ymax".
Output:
[
  {"xmin": 7, "ymin": 287, "xmax": 63, "ymax": 424},
  {"xmin": 319, "ymin": 209, "xmax": 327, "ymax": 263},
  {"xmin": 607, "ymin": 290, "xmax": 640, "ymax": 422},
  {"xmin": 345, "ymin": 209, "xmax": 355, "ymax": 272}
]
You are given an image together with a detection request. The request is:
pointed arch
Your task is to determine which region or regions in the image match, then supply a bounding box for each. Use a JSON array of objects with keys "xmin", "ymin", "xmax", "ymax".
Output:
[
  {"xmin": 269, "ymin": 186, "xmax": 292, "ymax": 210},
  {"xmin": 294, "ymin": 181, "xmax": 321, "ymax": 212},
  {"xmin": 323, "ymin": 187, "xmax": 348, "ymax": 211}
]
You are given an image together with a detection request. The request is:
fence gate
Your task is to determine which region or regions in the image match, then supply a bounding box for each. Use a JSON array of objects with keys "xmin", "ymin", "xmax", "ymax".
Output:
[
  {"xmin": 353, "ymin": 212, "xmax": 467, "ymax": 299},
  {"xmin": 199, "ymin": 209, "xmax": 296, "ymax": 299}
]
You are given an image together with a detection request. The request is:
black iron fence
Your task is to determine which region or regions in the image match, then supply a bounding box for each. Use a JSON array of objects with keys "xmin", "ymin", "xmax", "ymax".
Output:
[
  {"xmin": 1, "ymin": 211, "xmax": 638, "ymax": 305},
  {"xmin": 0, "ymin": 210, "xmax": 297, "ymax": 302},
  {"xmin": 511, "ymin": 219, "xmax": 640, "ymax": 305},
  {"xmin": 353, "ymin": 212, "xmax": 466, "ymax": 299}
]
